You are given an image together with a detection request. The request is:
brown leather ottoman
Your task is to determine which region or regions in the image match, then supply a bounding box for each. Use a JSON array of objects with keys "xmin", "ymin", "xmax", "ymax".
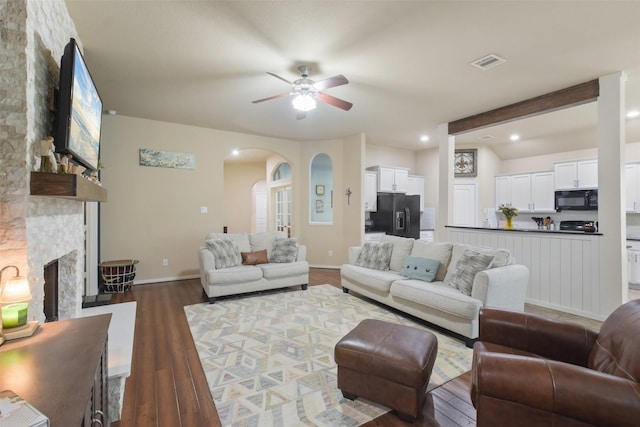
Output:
[{"xmin": 334, "ymin": 318, "xmax": 438, "ymax": 421}]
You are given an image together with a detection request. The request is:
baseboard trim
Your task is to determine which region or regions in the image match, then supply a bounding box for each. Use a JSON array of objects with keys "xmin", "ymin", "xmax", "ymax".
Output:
[
  {"xmin": 525, "ymin": 298, "xmax": 608, "ymax": 322},
  {"xmin": 133, "ymin": 274, "xmax": 199, "ymax": 285},
  {"xmin": 309, "ymin": 264, "xmax": 340, "ymax": 269}
]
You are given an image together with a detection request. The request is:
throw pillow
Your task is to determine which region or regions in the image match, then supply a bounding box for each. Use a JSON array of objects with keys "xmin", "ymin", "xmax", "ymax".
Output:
[
  {"xmin": 444, "ymin": 244, "xmax": 512, "ymax": 283},
  {"xmin": 241, "ymin": 249, "xmax": 269, "ymax": 265},
  {"xmin": 447, "ymin": 249, "xmax": 495, "ymax": 296},
  {"xmin": 381, "ymin": 235, "xmax": 415, "ymax": 272},
  {"xmin": 355, "ymin": 242, "xmax": 393, "ymax": 271},
  {"xmin": 410, "ymin": 241, "xmax": 453, "ymax": 281},
  {"xmin": 205, "ymin": 239, "xmax": 242, "ymax": 269},
  {"xmin": 401, "ymin": 256, "xmax": 440, "ymax": 282},
  {"xmin": 270, "ymin": 238, "xmax": 298, "ymax": 263}
]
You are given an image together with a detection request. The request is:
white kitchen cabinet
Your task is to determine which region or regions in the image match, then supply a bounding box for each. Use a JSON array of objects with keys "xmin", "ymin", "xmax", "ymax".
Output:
[
  {"xmin": 495, "ymin": 175, "xmax": 512, "ymax": 207},
  {"xmin": 495, "ymin": 171, "xmax": 554, "ymax": 212},
  {"xmin": 510, "ymin": 174, "xmax": 531, "ymax": 211},
  {"xmin": 369, "ymin": 166, "xmax": 409, "ymax": 193},
  {"xmin": 407, "ymin": 175, "xmax": 425, "ymax": 211},
  {"xmin": 530, "ymin": 171, "xmax": 556, "ymax": 211},
  {"xmin": 554, "ymin": 159, "xmax": 598, "ymax": 189},
  {"xmin": 364, "ymin": 171, "xmax": 378, "ymax": 212},
  {"xmin": 626, "ymin": 163, "xmax": 639, "ymax": 212}
]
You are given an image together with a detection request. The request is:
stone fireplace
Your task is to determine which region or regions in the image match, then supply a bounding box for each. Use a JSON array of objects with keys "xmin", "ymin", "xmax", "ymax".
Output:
[{"xmin": 1, "ymin": 0, "xmax": 85, "ymax": 323}]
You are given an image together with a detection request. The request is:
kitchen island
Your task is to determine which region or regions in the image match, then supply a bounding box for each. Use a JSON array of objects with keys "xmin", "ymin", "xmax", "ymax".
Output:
[{"xmin": 446, "ymin": 225, "xmax": 604, "ymax": 321}]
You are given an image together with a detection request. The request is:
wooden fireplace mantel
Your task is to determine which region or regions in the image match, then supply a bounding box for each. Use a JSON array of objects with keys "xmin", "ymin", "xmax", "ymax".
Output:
[{"xmin": 30, "ymin": 172, "xmax": 107, "ymax": 202}]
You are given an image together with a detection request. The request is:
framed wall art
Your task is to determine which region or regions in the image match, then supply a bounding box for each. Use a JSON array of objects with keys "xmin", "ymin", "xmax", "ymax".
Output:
[{"xmin": 454, "ymin": 148, "xmax": 477, "ymax": 177}]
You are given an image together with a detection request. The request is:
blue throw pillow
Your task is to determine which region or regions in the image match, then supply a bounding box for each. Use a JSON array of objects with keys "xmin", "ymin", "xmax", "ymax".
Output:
[{"xmin": 401, "ymin": 256, "xmax": 440, "ymax": 282}]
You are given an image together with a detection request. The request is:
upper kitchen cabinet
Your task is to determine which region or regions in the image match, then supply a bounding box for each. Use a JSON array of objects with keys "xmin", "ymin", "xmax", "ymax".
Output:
[
  {"xmin": 530, "ymin": 171, "xmax": 555, "ymax": 211},
  {"xmin": 364, "ymin": 171, "xmax": 378, "ymax": 212},
  {"xmin": 495, "ymin": 175, "xmax": 512, "ymax": 207},
  {"xmin": 367, "ymin": 166, "xmax": 409, "ymax": 193},
  {"xmin": 407, "ymin": 175, "xmax": 425, "ymax": 211},
  {"xmin": 626, "ymin": 163, "xmax": 640, "ymax": 213},
  {"xmin": 554, "ymin": 159, "xmax": 598, "ymax": 189},
  {"xmin": 495, "ymin": 171, "xmax": 554, "ymax": 212}
]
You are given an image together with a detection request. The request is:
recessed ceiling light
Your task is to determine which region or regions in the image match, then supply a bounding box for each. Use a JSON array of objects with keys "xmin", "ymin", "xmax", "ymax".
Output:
[
  {"xmin": 628, "ymin": 110, "xmax": 640, "ymax": 119},
  {"xmin": 420, "ymin": 135, "xmax": 429, "ymax": 142},
  {"xmin": 510, "ymin": 134, "xmax": 520, "ymax": 141},
  {"xmin": 231, "ymin": 149, "xmax": 240, "ymax": 156},
  {"xmin": 106, "ymin": 109, "xmax": 117, "ymax": 115}
]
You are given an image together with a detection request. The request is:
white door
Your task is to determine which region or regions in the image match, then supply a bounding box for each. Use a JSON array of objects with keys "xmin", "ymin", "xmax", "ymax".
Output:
[
  {"xmin": 255, "ymin": 191, "xmax": 267, "ymax": 233},
  {"xmin": 453, "ymin": 184, "xmax": 477, "ymax": 226},
  {"xmin": 275, "ymin": 186, "xmax": 292, "ymax": 237}
]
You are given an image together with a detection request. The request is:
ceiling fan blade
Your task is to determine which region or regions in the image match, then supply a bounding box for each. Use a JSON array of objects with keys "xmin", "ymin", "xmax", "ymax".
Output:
[
  {"xmin": 296, "ymin": 111, "xmax": 307, "ymax": 120},
  {"xmin": 266, "ymin": 72, "xmax": 292, "ymax": 85},
  {"xmin": 317, "ymin": 92, "xmax": 353, "ymax": 111},
  {"xmin": 313, "ymin": 74, "xmax": 349, "ymax": 91},
  {"xmin": 251, "ymin": 92, "xmax": 291, "ymax": 104}
]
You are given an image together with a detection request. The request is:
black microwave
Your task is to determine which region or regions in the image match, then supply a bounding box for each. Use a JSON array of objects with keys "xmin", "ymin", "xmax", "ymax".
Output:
[{"xmin": 554, "ymin": 189, "xmax": 598, "ymax": 211}]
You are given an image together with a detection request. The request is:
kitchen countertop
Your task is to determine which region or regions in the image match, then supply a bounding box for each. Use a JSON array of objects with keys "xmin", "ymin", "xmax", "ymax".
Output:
[{"xmin": 446, "ymin": 225, "xmax": 603, "ymax": 236}]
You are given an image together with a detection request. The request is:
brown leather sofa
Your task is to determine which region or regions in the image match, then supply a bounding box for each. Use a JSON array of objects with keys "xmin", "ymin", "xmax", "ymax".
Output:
[{"xmin": 471, "ymin": 300, "xmax": 640, "ymax": 427}]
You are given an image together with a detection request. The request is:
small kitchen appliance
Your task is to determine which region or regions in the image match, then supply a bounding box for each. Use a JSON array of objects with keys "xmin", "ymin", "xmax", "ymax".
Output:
[
  {"xmin": 559, "ymin": 220, "xmax": 597, "ymax": 232},
  {"xmin": 555, "ymin": 189, "xmax": 598, "ymax": 211}
]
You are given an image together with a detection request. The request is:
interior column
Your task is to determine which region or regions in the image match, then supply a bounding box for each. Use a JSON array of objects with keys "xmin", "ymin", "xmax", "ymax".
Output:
[
  {"xmin": 436, "ymin": 123, "xmax": 455, "ymax": 241},
  {"xmin": 598, "ymin": 71, "xmax": 627, "ymax": 314}
]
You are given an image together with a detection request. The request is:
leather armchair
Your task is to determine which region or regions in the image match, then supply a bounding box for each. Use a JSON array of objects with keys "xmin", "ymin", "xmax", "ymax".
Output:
[{"xmin": 471, "ymin": 300, "xmax": 640, "ymax": 427}]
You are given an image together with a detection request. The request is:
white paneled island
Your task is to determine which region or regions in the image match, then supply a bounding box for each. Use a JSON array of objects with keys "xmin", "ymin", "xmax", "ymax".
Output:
[{"xmin": 447, "ymin": 226, "xmax": 605, "ymax": 320}]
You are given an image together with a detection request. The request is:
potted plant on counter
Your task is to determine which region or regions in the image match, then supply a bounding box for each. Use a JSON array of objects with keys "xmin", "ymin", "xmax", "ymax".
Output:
[{"xmin": 498, "ymin": 204, "xmax": 519, "ymax": 230}]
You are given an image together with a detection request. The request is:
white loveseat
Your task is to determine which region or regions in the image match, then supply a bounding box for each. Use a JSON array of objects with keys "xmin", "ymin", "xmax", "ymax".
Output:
[
  {"xmin": 198, "ymin": 231, "xmax": 309, "ymax": 303},
  {"xmin": 340, "ymin": 235, "xmax": 528, "ymax": 345}
]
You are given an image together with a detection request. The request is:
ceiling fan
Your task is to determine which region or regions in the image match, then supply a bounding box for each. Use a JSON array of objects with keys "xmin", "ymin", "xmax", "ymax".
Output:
[{"xmin": 252, "ymin": 65, "xmax": 353, "ymax": 119}]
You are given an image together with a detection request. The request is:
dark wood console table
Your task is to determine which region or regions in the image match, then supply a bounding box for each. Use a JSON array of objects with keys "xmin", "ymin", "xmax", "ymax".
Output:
[{"xmin": 0, "ymin": 314, "xmax": 110, "ymax": 426}]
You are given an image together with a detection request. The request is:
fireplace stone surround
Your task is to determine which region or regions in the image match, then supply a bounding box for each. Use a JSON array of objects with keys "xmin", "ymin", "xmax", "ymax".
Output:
[{"xmin": 1, "ymin": 0, "xmax": 85, "ymax": 324}]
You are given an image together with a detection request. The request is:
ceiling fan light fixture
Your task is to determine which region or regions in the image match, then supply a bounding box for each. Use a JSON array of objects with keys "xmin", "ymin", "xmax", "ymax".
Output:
[{"xmin": 292, "ymin": 93, "xmax": 316, "ymax": 112}]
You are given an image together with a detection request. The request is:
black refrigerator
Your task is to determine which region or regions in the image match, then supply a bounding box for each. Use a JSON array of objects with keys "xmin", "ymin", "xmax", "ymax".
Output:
[{"xmin": 370, "ymin": 193, "xmax": 420, "ymax": 239}]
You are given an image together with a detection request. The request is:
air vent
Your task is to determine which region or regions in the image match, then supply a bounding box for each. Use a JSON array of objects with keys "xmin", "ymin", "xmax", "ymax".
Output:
[
  {"xmin": 470, "ymin": 54, "xmax": 506, "ymax": 70},
  {"xmin": 479, "ymin": 134, "xmax": 495, "ymax": 140}
]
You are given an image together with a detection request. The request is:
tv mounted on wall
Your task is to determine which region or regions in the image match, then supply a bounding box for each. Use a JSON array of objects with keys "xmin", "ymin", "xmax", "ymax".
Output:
[{"xmin": 54, "ymin": 38, "xmax": 102, "ymax": 171}]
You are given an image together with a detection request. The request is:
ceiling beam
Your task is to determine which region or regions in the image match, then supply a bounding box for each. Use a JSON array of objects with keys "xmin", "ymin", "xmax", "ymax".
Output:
[{"xmin": 448, "ymin": 79, "xmax": 599, "ymax": 135}]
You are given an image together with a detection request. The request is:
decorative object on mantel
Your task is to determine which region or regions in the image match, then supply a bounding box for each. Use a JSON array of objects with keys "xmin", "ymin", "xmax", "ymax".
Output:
[
  {"xmin": 58, "ymin": 153, "xmax": 72, "ymax": 173},
  {"xmin": 454, "ymin": 148, "xmax": 477, "ymax": 177},
  {"xmin": 498, "ymin": 203, "xmax": 519, "ymax": 230},
  {"xmin": 38, "ymin": 136, "xmax": 57, "ymax": 173},
  {"xmin": 139, "ymin": 148, "xmax": 195, "ymax": 169}
]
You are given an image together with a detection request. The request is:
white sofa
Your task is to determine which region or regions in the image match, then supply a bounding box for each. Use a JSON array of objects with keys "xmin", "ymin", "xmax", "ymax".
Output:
[
  {"xmin": 340, "ymin": 235, "xmax": 528, "ymax": 346},
  {"xmin": 198, "ymin": 231, "xmax": 309, "ymax": 303}
]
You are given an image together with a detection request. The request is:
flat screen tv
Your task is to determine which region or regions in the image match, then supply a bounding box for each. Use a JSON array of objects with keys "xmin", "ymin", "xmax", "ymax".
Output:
[{"xmin": 54, "ymin": 38, "xmax": 102, "ymax": 171}]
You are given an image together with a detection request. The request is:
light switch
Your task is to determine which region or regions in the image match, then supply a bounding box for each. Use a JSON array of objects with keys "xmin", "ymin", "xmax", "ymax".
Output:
[{"xmin": 200, "ymin": 206, "xmax": 208, "ymax": 214}]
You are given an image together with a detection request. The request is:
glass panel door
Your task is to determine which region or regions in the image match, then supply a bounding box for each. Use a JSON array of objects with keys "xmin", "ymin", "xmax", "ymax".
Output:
[{"xmin": 275, "ymin": 186, "xmax": 291, "ymax": 237}]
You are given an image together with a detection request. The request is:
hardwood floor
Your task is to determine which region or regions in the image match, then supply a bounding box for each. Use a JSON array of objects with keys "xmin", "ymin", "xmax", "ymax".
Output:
[{"xmin": 109, "ymin": 268, "xmax": 476, "ymax": 427}]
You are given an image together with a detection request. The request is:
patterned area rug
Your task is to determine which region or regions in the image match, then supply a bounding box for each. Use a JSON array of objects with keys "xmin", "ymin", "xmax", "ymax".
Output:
[{"xmin": 184, "ymin": 284, "xmax": 472, "ymax": 426}]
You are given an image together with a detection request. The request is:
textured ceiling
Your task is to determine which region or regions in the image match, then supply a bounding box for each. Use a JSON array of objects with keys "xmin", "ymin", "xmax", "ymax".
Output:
[{"xmin": 65, "ymin": 0, "xmax": 640, "ymax": 160}]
